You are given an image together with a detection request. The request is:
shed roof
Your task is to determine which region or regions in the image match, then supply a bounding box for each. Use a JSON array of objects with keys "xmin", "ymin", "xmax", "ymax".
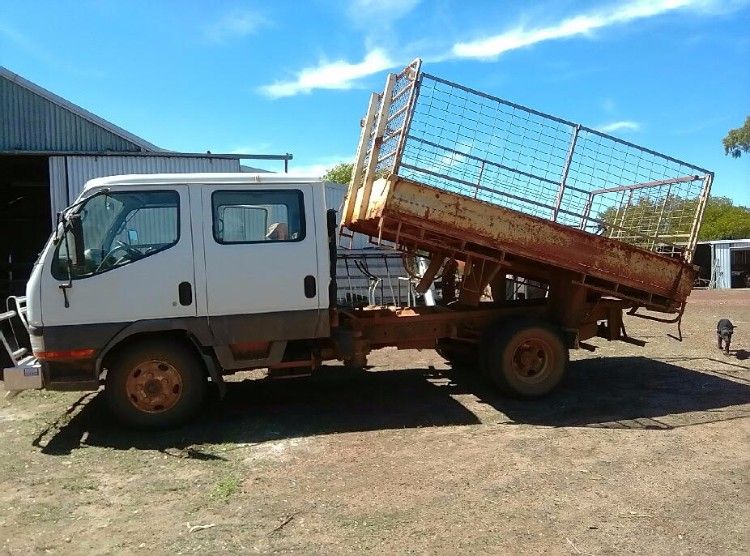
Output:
[
  {"xmin": 0, "ymin": 66, "xmax": 161, "ymax": 153},
  {"xmin": 697, "ymin": 239, "xmax": 750, "ymax": 245}
]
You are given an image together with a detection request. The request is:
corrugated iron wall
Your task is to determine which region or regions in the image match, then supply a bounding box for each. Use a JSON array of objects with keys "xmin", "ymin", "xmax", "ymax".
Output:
[
  {"xmin": 713, "ymin": 242, "xmax": 750, "ymax": 289},
  {"xmin": 47, "ymin": 157, "xmax": 67, "ymax": 226},
  {"xmin": 325, "ymin": 182, "xmax": 372, "ymax": 250},
  {"xmin": 714, "ymin": 243, "xmax": 732, "ymax": 289},
  {"xmin": 0, "ymin": 78, "xmax": 145, "ymax": 152},
  {"xmin": 48, "ymin": 155, "xmax": 241, "ymax": 216}
]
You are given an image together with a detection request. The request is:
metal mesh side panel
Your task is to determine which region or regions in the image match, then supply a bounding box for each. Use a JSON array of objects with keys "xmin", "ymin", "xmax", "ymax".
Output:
[
  {"xmin": 356, "ymin": 94, "xmax": 382, "ymax": 190},
  {"xmin": 375, "ymin": 66, "xmax": 418, "ymax": 176},
  {"xmin": 393, "ymin": 72, "xmax": 711, "ymax": 260}
]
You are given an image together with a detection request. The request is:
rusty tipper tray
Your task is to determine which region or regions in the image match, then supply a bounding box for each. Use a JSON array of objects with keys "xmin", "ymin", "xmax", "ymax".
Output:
[{"xmin": 342, "ymin": 60, "xmax": 712, "ymax": 313}]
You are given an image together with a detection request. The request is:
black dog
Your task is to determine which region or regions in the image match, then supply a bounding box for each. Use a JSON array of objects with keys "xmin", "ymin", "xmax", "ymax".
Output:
[{"xmin": 717, "ymin": 319, "xmax": 735, "ymax": 354}]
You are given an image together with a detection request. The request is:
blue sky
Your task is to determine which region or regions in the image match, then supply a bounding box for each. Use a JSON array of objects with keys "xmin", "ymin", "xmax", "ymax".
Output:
[{"xmin": 1, "ymin": 0, "xmax": 748, "ymax": 204}]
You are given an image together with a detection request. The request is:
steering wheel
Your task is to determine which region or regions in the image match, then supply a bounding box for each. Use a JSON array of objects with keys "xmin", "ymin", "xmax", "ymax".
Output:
[
  {"xmin": 96, "ymin": 240, "xmax": 141, "ymax": 272},
  {"xmin": 112, "ymin": 240, "xmax": 140, "ymax": 257}
]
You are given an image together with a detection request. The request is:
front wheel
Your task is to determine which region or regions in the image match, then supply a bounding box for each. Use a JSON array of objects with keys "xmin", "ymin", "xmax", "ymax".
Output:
[
  {"xmin": 105, "ymin": 340, "xmax": 207, "ymax": 428},
  {"xmin": 480, "ymin": 319, "xmax": 568, "ymax": 398}
]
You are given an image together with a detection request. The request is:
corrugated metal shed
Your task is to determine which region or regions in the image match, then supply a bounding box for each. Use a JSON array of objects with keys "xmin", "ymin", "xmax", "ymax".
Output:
[
  {"xmin": 698, "ymin": 239, "xmax": 750, "ymax": 289},
  {"xmin": 48, "ymin": 155, "xmax": 241, "ymax": 216},
  {"xmin": 0, "ymin": 66, "xmax": 295, "ymax": 300},
  {"xmin": 0, "ymin": 66, "xmax": 158, "ymax": 152},
  {"xmin": 715, "ymin": 240, "xmax": 750, "ymax": 289}
]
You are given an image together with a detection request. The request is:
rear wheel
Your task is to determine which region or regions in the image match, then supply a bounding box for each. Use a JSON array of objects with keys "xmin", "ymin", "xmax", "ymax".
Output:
[
  {"xmin": 480, "ymin": 319, "xmax": 568, "ymax": 398},
  {"xmin": 105, "ymin": 340, "xmax": 207, "ymax": 428}
]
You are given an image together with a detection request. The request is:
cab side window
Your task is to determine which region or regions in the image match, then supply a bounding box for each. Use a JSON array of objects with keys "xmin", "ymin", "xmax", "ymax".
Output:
[
  {"xmin": 212, "ymin": 190, "xmax": 305, "ymax": 244},
  {"xmin": 52, "ymin": 190, "xmax": 180, "ymax": 280}
]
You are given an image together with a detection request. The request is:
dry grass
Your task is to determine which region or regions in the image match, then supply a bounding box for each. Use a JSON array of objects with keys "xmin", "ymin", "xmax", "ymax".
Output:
[{"xmin": 0, "ymin": 289, "xmax": 748, "ymax": 553}]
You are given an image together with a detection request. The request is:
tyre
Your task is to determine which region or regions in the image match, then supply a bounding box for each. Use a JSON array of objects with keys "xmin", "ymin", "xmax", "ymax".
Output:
[
  {"xmin": 436, "ymin": 340, "xmax": 480, "ymax": 370},
  {"xmin": 105, "ymin": 340, "xmax": 207, "ymax": 428},
  {"xmin": 480, "ymin": 319, "xmax": 568, "ymax": 398}
]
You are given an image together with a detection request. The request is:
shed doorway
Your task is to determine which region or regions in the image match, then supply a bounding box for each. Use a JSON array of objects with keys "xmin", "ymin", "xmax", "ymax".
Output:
[
  {"xmin": 730, "ymin": 247, "xmax": 750, "ymax": 288},
  {"xmin": 0, "ymin": 155, "xmax": 52, "ymax": 300},
  {"xmin": 693, "ymin": 243, "xmax": 711, "ymax": 287}
]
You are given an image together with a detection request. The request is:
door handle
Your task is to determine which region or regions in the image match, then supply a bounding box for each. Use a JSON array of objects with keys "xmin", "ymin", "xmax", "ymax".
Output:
[
  {"xmin": 178, "ymin": 282, "xmax": 193, "ymax": 306},
  {"xmin": 304, "ymin": 275, "xmax": 316, "ymax": 298}
]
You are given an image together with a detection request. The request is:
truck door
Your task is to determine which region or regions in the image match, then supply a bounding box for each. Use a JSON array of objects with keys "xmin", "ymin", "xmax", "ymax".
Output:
[
  {"xmin": 201, "ymin": 184, "xmax": 323, "ymax": 344},
  {"xmin": 41, "ymin": 186, "xmax": 197, "ymax": 329}
]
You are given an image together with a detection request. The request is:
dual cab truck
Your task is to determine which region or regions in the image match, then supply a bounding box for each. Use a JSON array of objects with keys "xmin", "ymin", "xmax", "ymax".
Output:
[{"xmin": 2, "ymin": 60, "xmax": 712, "ymax": 427}]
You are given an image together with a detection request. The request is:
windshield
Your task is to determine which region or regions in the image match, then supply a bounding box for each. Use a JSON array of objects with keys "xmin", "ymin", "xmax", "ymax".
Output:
[{"xmin": 52, "ymin": 190, "xmax": 180, "ymax": 280}]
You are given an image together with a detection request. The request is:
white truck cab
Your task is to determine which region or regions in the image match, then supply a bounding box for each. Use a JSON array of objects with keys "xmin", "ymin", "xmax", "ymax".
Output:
[{"xmin": 14, "ymin": 173, "xmax": 335, "ymax": 426}]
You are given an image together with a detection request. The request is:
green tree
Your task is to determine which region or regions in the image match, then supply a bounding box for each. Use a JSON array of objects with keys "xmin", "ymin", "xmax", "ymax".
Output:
[
  {"xmin": 723, "ymin": 116, "xmax": 750, "ymax": 158},
  {"xmin": 698, "ymin": 196, "xmax": 750, "ymax": 240},
  {"xmin": 323, "ymin": 162, "xmax": 354, "ymax": 184},
  {"xmin": 598, "ymin": 196, "xmax": 695, "ymax": 244},
  {"xmin": 598, "ymin": 196, "xmax": 750, "ymax": 243}
]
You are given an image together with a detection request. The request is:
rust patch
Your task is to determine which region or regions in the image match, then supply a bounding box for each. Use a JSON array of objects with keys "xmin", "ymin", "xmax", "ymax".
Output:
[{"xmin": 344, "ymin": 177, "xmax": 695, "ymax": 310}]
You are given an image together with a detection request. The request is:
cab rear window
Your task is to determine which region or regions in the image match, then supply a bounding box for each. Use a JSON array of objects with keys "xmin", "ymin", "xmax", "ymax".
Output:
[{"xmin": 211, "ymin": 190, "xmax": 305, "ymax": 244}]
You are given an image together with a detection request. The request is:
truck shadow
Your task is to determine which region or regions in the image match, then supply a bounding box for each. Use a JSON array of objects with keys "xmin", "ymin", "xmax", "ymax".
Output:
[
  {"xmin": 466, "ymin": 355, "xmax": 750, "ymax": 430},
  {"xmin": 34, "ymin": 356, "xmax": 750, "ymax": 456}
]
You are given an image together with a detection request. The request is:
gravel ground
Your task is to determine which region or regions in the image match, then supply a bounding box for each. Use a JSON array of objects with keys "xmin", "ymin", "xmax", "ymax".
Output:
[{"xmin": 0, "ymin": 289, "xmax": 748, "ymax": 554}]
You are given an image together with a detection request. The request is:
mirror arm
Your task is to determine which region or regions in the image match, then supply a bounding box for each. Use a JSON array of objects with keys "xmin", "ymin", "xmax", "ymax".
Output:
[
  {"xmin": 60, "ymin": 229, "xmax": 74, "ymax": 308},
  {"xmin": 69, "ymin": 213, "xmax": 85, "ymax": 270}
]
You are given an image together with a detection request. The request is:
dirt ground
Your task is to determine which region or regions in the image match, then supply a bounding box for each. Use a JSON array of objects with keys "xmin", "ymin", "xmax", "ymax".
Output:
[{"xmin": 0, "ymin": 289, "xmax": 748, "ymax": 554}]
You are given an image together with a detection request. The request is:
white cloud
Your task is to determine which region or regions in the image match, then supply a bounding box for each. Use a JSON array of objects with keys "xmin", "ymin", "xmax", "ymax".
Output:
[
  {"xmin": 204, "ymin": 10, "xmax": 269, "ymax": 43},
  {"xmin": 438, "ymin": 141, "xmax": 473, "ymax": 168},
  {"xmin": 0, "ymin": 21, "xmax": 103, "ymax": 76},
  {"xmin": 596, "ymin": 120, "xmax": 641, "ymax": 133},
  {"xmin": 451, "ymin": 0, "xmax": 722, "ymax": 60},
  {"xmin": 601, "ymin": 98, "xmax": 617, "ymax": 113},
  {"xmin": 257, "ymin": 0, "xmax": 746, "ymax": 99},
  {"xmin": 259, "ymin": 49, "xmax": 395, "ymax": 98},
  {"xmin": 346, "ymin": 0, "xmax": 421, "ymax": 26},
  {"xmin": 0, "ymin": 21, "xmax": 29, "ymax": 47}
]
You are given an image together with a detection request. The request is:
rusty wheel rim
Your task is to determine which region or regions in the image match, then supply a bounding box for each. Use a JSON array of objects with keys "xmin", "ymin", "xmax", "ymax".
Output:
[
  {"xmin": 511, "ymin": 338, "xmax": 553, "ymax": 383},
  {"xmin": 125, "ymin": 360, "xmax": 183, "ymax": 413}
]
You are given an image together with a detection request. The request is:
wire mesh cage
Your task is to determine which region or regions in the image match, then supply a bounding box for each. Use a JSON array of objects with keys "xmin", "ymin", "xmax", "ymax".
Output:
[{"xmin": 352, "ymin": 60, "xmax": 712, "ymax": 262}]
